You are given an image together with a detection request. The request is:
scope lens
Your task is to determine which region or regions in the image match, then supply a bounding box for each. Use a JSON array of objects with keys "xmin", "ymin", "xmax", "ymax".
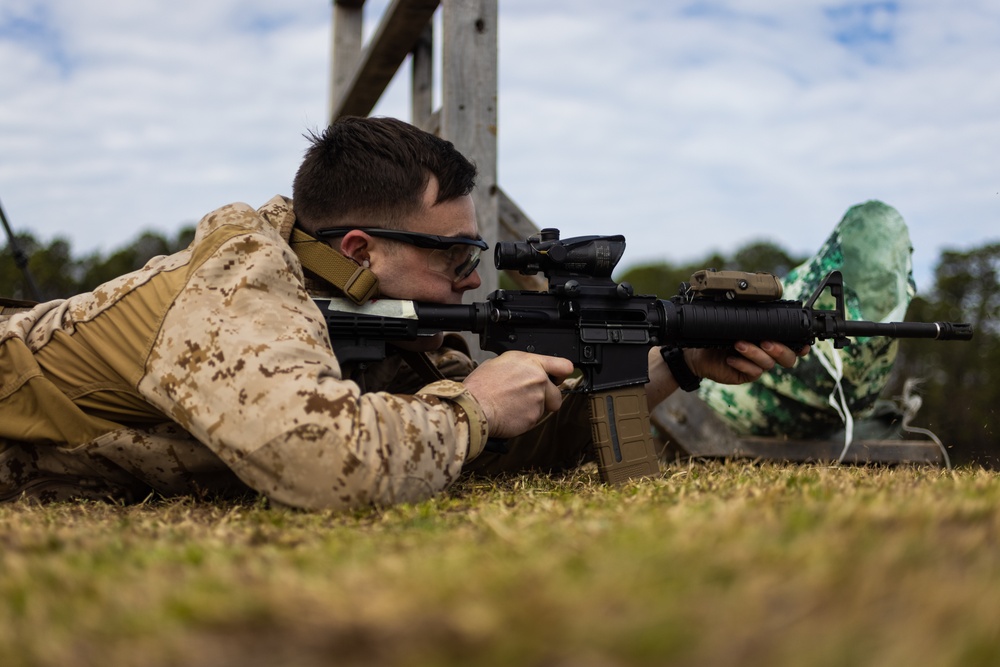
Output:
[{"xmin": 494, "ymin": 241, "xmax": 536, "ymax": 271}]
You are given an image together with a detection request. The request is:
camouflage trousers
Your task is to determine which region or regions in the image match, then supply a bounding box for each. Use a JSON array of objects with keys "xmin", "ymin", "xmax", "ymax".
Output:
[{"xmin": 699, "ymin": 200, "xmax": 916, "ymax": 440}]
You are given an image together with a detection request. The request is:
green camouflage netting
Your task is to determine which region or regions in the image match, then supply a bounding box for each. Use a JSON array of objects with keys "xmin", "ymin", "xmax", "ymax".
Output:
[{"xmin": 698, "ymin": 200, "xmax": 916, "ymax": 439}]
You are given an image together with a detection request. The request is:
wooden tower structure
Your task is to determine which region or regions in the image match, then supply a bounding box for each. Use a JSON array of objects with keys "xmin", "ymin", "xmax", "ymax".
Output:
[{"xmin": 327, "ymin": 0, "xmax": 542, "ymax": 303}]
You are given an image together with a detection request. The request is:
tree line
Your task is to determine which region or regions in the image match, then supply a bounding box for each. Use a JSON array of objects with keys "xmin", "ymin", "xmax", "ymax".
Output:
[
  {"xmin": 3, "ymin": 229, "xmax": 998, "ymax": 464},
  {"xmin": 1, "ymin": 227, "xmax": 196, "ymax": 302}
]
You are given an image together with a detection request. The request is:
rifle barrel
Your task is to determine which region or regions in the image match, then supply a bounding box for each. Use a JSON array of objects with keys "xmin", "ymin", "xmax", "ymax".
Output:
[{"xmin": 837, "ymin": 319, "xmax": 973, "ymax": 341}]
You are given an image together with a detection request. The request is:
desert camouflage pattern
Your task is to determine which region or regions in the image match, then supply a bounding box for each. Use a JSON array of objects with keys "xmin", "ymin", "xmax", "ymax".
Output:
[
  {"xmin": 0, "ymin": 197, "xmax": 488, "ymax": 509},
  {"xmin": 698, "ymin": 201, "xmax": 916, "ymax": 438}
]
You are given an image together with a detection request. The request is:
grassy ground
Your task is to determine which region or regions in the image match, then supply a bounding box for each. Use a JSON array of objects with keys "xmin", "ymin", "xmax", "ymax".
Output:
[{"xmin": 2, "ymin": 461, "xmax": 1000, "ymax": 667}]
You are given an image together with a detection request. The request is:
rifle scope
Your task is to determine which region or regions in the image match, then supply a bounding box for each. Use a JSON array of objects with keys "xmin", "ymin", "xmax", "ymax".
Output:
[{"xmin": 494, "ymin": 228, "xmax": 626, "ymax": 278}]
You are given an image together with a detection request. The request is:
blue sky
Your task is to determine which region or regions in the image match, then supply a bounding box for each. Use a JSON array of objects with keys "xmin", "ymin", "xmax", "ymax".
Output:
[{"xmin": 2, "ymin": 0, "xmax": 998, "ymax": 292}]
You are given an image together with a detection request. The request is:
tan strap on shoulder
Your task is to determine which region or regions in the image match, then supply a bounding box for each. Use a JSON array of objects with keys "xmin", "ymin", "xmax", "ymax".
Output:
[{"xmin": 289, "ymin": 228, "xmax": 379, "ymax": 305}]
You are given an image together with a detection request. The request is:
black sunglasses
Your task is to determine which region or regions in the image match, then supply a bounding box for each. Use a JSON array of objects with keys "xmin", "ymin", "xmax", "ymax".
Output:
[
  {"xmin": 314, "ymin": 226, "xmax": 488, "ymax": 282},
  {"xmin": 314, "ymin": 226, "xmax": 488, "ymax": 251}
]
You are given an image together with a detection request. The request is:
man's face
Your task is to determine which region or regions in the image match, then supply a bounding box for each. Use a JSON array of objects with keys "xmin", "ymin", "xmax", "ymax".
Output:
[{"xmin": 355, "ymin": 177, "xmax": 483, "ymax": 304}]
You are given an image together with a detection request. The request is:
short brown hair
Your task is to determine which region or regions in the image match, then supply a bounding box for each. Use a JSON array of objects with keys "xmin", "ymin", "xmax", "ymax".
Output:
[{"xmin": 292, "ymin": 116, "xmax": 477, "ymax": 233}]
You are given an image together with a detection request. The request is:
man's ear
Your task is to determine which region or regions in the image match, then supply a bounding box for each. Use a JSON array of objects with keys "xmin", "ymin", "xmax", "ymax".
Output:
[{"xmin": 339, "ymin": 230, "xmax": 372, "ymax": 264}]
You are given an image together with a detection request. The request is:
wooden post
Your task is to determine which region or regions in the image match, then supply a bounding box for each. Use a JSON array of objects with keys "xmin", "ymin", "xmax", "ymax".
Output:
[
  {"xmin": 411, "ymin": 23, "xmax": 435, "ymax": 131},
  {"xmin": 441, "ymin": 0, "xmax": 499, "ymax": 308},
  {"xmin": 330, "ymin": 0, "xmax": 364, "ymax": 123}
]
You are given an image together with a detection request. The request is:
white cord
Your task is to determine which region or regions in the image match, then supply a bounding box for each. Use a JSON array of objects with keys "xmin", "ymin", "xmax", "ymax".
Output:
[
  {"xmin": 813, "ymin": 340, "xmax": 854, "ymax": 463},
  {"xmin": 898, "ymin": 378, "xmax": 952, "ymax": 470}
]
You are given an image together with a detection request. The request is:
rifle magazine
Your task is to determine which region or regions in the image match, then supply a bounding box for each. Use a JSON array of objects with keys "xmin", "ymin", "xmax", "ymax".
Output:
[{"xmin": 589, "ymin": 386, "xmax": 661, "ymax": 484}]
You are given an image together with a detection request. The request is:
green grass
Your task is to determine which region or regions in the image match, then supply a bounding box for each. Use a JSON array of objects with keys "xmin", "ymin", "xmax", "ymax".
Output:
[{"xmin": 3, "ymin": 461, "xmax": 1000, "ymax": 666}]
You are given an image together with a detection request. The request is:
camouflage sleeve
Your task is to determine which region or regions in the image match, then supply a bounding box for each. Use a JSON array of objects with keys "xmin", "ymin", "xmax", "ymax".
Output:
[{"xmin": 139, "ymin": 222, "xmax": 487, "ymax": 511}]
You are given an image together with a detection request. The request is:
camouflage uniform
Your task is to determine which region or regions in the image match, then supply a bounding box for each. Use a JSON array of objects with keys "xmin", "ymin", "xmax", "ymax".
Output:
[
  {"xmin": 0, "ymin": 197, "xmax": 508, "ymax": 510},
  {"xmin": 698, "ymin": 200, "xmax": 916, "ymax": 438}
]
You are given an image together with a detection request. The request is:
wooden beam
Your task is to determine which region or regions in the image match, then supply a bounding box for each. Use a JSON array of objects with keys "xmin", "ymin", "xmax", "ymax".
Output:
[
  {"xmin": 652, "ymin": 390, "xmax": 945, "ymax": 465},
  {"xmin": 727, "ymin": 437, "xmax": 945, "ymax": 465},
  {"xmin": 497, "ymin": 187, "xmax": 541, "ymax": 242},
  {"xmin": 330, "ymin": 0, "xmax": 441, "ymax": 122}
]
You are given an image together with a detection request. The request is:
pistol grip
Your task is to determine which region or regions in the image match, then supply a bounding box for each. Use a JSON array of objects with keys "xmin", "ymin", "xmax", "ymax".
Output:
[{"xmin": 588, "ymin": 386, "xmax": 661, "ymax": 484}]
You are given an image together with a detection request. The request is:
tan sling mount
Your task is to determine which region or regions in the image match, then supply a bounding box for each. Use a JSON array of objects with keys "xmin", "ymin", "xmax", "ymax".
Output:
[{"xmin": 289, "ymin": 227, "xmax": 380, "ymax": 305}]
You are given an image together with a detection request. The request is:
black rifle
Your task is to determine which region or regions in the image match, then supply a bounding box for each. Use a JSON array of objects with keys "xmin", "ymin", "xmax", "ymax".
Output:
[{"xmin": 315, "ymin": 229, "xmax": 973, "ymax": 484}]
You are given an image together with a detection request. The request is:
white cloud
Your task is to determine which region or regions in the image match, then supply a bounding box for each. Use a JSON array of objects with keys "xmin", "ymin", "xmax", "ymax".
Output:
[
  {"xmin": 1, "ymin": 0, "xmax": 998, "ymax": 295},
  {"xmin": 2, "ymin": 0, "xmax": 330, "ymax": 250},
  {"xmin": 492, "ymin": 1, "xmax": 1000, "ymax": 290}
]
